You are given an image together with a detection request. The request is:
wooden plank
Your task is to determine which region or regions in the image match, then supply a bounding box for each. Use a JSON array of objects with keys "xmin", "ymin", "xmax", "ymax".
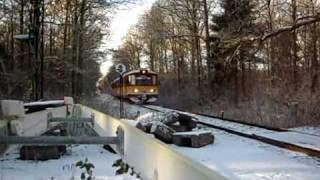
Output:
[{"xmin": 0, "ymin": 136, "xmax": 119, "ymax": 145}]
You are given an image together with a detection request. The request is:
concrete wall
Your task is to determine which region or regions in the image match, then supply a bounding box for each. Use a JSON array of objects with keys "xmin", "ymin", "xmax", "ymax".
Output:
[{"xmin": 81, "ymin": 105, "xmax": 228, "ymax": 180}]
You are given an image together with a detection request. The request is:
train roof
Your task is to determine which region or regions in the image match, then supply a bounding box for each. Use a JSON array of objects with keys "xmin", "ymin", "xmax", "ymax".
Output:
[
  {"xmin": 123, "ymin": 69, "xmax": 157, "ymax": 76},
  {"xmin": 111, "ymin": 69, "xmax": 157, "ymax": 84}
]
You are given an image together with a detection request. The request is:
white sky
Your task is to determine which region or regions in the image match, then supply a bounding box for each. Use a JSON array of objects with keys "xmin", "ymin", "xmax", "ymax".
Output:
[{"xmin": 100, "ymin": 0, "xmax": 155, "ymax": 75}]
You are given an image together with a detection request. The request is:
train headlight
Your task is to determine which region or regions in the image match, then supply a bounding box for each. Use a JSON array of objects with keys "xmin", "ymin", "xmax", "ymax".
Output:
[
  {"xmin": 134, "ymin": 88, "xmax": 139, "ymax": 93},
  {"xmin": 150, "ymin": 89, "xmax": 155, "ymax": 93}
]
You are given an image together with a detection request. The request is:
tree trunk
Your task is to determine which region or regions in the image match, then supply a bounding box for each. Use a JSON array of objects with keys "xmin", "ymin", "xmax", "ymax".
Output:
[
  {"xmin": 19, "ymin": 0, "xmax": 25, "ymax": 69},
  {"xmin": 291, "ymin": 0, "xmax": 298, "ymax": 91},
  {"xmin": 203, "ymin": 0, "xmax": 213, "ymax": 90},
  {"xmin": 71, "ymin": 0, "xmax": 79, "ymax": 96},
  {"xmin": 77, "ymin": 0, "xmax": 87, "ymax": 96},
  {"xmin": 63, "ymin": 0, "xmax": 71, "ymax": 56},
  {"xmin": 310, "ymin": 0, "xmax": 318, "ymax": 93}
]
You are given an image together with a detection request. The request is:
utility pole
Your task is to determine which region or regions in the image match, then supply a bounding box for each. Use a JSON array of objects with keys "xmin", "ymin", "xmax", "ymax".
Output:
[
  {"xmin": 115, "ymin": 64, "xmax": 126, "ymax": 118},
  {"xmin": 120, "ymin": 74, "xmax": 124, "ymax": 118}
]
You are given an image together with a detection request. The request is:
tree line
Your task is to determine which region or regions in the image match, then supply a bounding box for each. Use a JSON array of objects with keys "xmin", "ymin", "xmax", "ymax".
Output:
[
  {"xmin": 106, "ymin": 0, "xmax": 320, "ymax": 127},
  {"xmin": 0, "ymin": 0, "xmax": 125, "ymax": 100}
]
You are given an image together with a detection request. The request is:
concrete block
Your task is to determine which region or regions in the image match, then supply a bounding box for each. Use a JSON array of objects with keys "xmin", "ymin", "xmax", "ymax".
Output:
[
  {"xmin": 150, "ymin": 122, "xmax": 175, "ymax": 143},
  {"xmin": 0, "ymin": 100, "xmax": 25, "ymax": 118},
  {"xmin": 177, "ymin": 113, "xmax": 197, "ymax": 129},
  {"xmin": 20, "ymin": 145, "xmax": 66, "ymax": 160},
  {"xmin": 64, "ymin": 97, "xmax": 74, "ymax": 105},
  {"xmin": 172, "ymin": 130, "xmax": 214, "ymax": 148},
  {"xmin": 10, "ymin": 120, "xmax": 24, "ymax": 135},
  {"xmin": 162, "ymin": 112, "xmax": 179, "ymax": 125},
  {"xmin": 169, "ymin": 124, "xmax": 191, "ymax": 132},
  {"xmin": 136, "ymin": 122, "xmax": 147, "ymax": 132}
]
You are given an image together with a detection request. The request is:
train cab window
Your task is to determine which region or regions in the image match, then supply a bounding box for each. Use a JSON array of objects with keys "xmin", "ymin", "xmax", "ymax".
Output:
[{"xmin": 136, "ymin": 75, "xmax": 152, "ymax": 85}]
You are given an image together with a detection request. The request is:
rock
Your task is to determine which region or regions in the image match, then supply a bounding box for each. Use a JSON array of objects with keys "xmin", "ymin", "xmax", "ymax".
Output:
[
  {"xmin": 136, "ymin": 112, "xmax": 179, "ymax": 127},
  {"xmin": 172, "ymin": 130, "xmax": 214, "ymax": 148},
  {"xmin": 162, "ymin": 112, "xmax": 179, "ymax": 125},
  {"xmin": 136, "ymin": 122, "xmax": 147, "ymax": 132},
  {"xmin": 150, "ymin": 122, "xmax": 176, "ymax": 143},
  {"xmin": 177, "ymin": 113, "xmax": 197, "ymax": 130},
  {"xmin": 20, "ymin": 145, "xmax": 66, "ymax": 160},
  {"xmin": 169, "ymin": 124, "xmax": 191, "ymax": 132}
]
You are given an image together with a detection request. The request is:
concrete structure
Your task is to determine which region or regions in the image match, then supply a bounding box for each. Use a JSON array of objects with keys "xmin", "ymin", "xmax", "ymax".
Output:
[
  {"xmin": 0, "ymin": 99, "xmax": 228, "ymax": 180},
  {"xmin": 0, "ymin": 100, "xmax": 25, "ymax": 118},
  {"xmin": 81, "ymin": 106, "xmax": 228, "ymax": 180}
]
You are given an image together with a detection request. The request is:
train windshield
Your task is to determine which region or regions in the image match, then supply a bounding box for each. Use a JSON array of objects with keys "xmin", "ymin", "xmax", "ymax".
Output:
[{"xmin": 130, "ymin": 74, "xmax": 157, "ymax": 85}]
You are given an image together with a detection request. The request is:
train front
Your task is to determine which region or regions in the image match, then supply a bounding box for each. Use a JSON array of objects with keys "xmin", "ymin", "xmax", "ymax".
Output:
[{"xmin": 125, "ymin": 69, "xmax": 159, "ymax": 103}]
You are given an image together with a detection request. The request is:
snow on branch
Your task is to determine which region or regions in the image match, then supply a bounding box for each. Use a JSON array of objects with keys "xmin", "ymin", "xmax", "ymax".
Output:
[{"xmin": 261, "ymin": 14, "xmax": 320, "ymax": 41}]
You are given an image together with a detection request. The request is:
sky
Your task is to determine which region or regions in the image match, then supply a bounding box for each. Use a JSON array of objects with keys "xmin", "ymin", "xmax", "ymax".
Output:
[{"xmin": 99, "ymin": 0, "xmax": 155, "ymax": 75}]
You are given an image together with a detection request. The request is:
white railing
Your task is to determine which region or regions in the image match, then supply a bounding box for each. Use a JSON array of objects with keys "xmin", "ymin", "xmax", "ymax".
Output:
[{"xmin": 81, "ymin": 105, "xmax": 229, "ymax": 180}]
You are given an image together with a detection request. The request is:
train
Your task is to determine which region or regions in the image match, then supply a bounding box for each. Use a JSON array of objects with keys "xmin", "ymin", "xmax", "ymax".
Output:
[{"xmin": 110, "ymin": 69, "xmax": 159, "ymax": 103}]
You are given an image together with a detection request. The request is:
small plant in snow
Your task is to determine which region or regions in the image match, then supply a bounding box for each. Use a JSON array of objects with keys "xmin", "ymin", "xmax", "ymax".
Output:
[
  {"xmin": 76, "ymin": 158, "xmax": 95, "ymax": 180},
  {"xmin": 112, "ymin": 159, "xmax": 129, "ymax": 175}
]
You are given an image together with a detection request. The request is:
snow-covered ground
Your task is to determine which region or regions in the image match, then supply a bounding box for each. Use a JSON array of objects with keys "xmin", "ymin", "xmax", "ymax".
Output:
[
  {"xmin": 173, "ymin": 127, "xmax": 320, "ymax": 180},
  {"xmin": 291, "ymin": 125, "xmax": 320, "ymax": 136},
  {"xmin": 0, "ymin": 145, "xmax": 138, "ymax": 180},
  {"xmin": 86, "ymin": 94, "xmax": 320, "ymax": 180},
  {"xmin": 143, "ymin": 105, "xmax": 320, "ymax": 180},
  {"xmin": 147, "ymin": 105, "xmax": 320, "ymax": 151}
]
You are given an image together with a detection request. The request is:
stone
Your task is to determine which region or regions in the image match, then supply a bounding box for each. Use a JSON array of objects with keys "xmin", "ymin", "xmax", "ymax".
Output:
[
  {"xmin": 136, "ymin": 122, "xmax": 147, "ymax": 132},
  {"xmin": 169, "ymin": 124, "xmax": 191, "ymax": 132},
  {"xmin": 172, "ymin": 130, "xmax": 214, "ymax": 148},
  {"xmin": 162, "ymin": 112, "xmax": 179, "ymax": 125},
  {"xmin": 177, "ymin": 113, "xmax": 197, "ymax": 129},
  {"xmin": 20, "ymin": 145, "xmax": 66, "ymax": 160},
  {"xmin": 150, "ymin": 122, "xmax": 176, "ymax": 143}
]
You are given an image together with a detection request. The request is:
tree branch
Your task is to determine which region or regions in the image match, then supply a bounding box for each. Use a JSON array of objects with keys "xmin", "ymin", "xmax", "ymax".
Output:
[{"xmin": 261, "ymin": 14, "xmax": 320, "ymax": 41}]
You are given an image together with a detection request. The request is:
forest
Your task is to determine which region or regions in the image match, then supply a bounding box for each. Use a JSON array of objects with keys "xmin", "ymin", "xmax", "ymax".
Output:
[
  {"xmin": 104, "ymin": 0, "xmax": 320, "ymax": 127},
  {"xmin": 0, "ymin": 0, "xmax": 119, "ymax": 100}
]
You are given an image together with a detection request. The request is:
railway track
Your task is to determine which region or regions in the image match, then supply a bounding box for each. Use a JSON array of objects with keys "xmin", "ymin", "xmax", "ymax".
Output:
[
  {"xmin": 140, "ymin": 104, "xmax": 287, "ymax": 132},
  {"xmin": 138, "ymin": 104, "xmax": 320, "ymax": 159}
]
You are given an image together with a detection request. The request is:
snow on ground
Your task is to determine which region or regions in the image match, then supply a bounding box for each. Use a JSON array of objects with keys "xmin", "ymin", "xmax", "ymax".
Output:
[
  {"xmin": 146, "ymin": 105, "xmax": 320, "ymax": 151},
  {"xmin": 0, "ymin": 145, "xmax": 138, "ymax": 180},
  {"xmin": 88, "ymin": 94, "xmax": 320, "ymax": 180},
  {"xmin": 85, "ymin": 94, "xmax": 152, "ymax": 119},
  {"xmin": 291, "ymin": 125, "xmax": 320, "ymax": 136},
  {"xmin": 142, "ymin": 104, "xmax": 320, "ymax": 179},
  {"xmin": 172, "ymin": 127, "xmax": 320, "ymax": 180},
  {"xmin": 263, "ymin": 131, "xmax": 320, "ymax": 150}
]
